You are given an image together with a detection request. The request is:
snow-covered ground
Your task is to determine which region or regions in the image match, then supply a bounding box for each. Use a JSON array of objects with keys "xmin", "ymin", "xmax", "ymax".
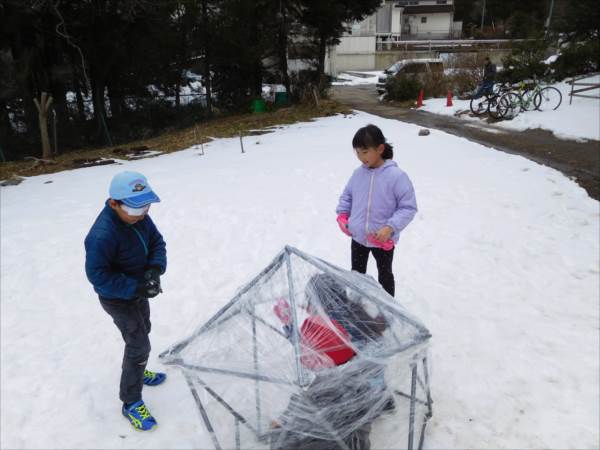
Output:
[
  {"xmin": 1, "ymin": 112, "xmax": 599, "ymax": 449},
  {"xmin": 332, "ymin": 71, "xmax": 382, "ymax": 86},
  {"xmin": 421, "ymin": 75, "xmax": 600, "ymax": 141}
]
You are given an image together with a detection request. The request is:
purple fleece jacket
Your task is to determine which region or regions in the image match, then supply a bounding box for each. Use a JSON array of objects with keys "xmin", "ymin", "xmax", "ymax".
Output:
[{"xmin": 336, "ymin": 160, "xmax": 417, "ymax": 247}]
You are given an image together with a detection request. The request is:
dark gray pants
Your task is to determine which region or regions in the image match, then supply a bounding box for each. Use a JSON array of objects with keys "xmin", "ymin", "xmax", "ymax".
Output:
[{"xmin": 100, "ymin": 297, "xmax": 151, "ymax": 405}]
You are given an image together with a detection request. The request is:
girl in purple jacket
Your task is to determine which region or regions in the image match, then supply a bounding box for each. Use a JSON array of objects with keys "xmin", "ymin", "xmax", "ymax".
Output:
[{"xmin": 336, "ymin": 124, "xmax": 417, "ymax": 296}]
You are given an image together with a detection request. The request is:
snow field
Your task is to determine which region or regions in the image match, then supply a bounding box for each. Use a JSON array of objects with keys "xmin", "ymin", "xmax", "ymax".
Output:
[{"xmin": 1, "ymin": 111, "xmax": 598, "ymax": 449}]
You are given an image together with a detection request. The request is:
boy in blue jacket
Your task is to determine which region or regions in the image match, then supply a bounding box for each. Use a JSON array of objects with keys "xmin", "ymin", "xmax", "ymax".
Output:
[{"xmin": 85, "ymin": 171, "xmax": 167, "ymax": 431}]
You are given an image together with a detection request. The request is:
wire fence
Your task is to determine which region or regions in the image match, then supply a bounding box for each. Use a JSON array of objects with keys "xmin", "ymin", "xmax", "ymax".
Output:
[{"xmin": 2, "ymin": 92, "xmax": 209, "ymax": 160}]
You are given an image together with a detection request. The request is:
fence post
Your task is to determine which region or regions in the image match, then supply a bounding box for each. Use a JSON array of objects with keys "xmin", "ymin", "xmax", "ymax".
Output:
[
  {"xmin": 99, "ymin": 110, "xmax": 113, "ymax": 146},
  {"xmin": 52, "ymin": 108, "xmax": 58, "ymax": 155},
  {"xmin": 569, "ymin": 77, "xmax": 575, "ymax": 105}
]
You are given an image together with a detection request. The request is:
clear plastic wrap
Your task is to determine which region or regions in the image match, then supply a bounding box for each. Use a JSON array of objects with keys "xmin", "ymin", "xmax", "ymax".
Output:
[{"xmin": 160, "ymin": 246, "xmax": 432, "ymax": 450}]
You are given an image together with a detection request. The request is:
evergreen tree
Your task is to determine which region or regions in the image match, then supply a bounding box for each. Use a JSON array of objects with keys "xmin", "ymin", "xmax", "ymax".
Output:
[
  {"xmin": 552, "ymin": 0, "xmax": 599, "ymax": 42},
  {"xmin": 297, "ymin": 0, "xmax": 380, "ymax": 90}
]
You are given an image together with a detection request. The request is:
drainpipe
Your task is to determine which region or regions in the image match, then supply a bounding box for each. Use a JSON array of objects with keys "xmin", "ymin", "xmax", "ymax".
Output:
[{"xmin": 544, "ymin": 0, "xmax": 555, "ymax": 36}]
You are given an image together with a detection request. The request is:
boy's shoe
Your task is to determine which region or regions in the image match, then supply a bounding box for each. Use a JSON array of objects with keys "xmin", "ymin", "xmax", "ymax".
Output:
[
  {"xmin": 122, "ymin": 400, "xmax": 157, "ymax": 431},
  {"xmin": 143, "ymin": 369, "xmax": 167, "ymax": 386}
]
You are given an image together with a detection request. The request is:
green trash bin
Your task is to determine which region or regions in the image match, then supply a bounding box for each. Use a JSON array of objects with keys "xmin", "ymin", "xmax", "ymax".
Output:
[
  {"xmin": 251, "ymin": 98, "xmax": 267, "ymax": 113},
  {"xmin": 274, "ymin": 91, "xmax": 288, "ymax": 106}
]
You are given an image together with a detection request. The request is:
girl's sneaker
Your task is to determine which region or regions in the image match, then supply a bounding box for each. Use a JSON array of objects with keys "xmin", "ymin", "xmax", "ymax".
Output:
[
  {"xmin": 122, "ymin": 400, "xmax": 157, "ymax": 431},
  {"xmin": 143, "ymin": 369, "xmax": 167, "ymax": 386}
]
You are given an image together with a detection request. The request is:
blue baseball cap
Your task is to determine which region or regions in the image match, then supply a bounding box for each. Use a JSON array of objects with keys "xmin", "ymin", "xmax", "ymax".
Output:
[{"xmin": 109, "ymin": 171, "xmax": 160, "ymax": 208}]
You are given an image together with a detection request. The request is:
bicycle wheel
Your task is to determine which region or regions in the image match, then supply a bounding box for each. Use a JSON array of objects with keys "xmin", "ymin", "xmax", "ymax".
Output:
[
  {"xmin": 488, "ymin": 96, "xmax": 503, "ymax": 119},
  {"xmin": 534, "ymin": 87, "xmax": 562, "ymax": 111},
  {"xmin": 520, "ymin": 88, "xmax": 537, "ymax": 111},
  {"xmin": 470, "ymin": 96, "xmax": 490, "ymax": 116},
  {"xmin": 497, "ymin": 92, "xmax": 521, "ymax": 119}
]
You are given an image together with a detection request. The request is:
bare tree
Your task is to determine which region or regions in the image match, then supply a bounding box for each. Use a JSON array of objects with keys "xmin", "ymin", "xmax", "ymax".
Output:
[{"xmin": 33, "ymin": 92, "xmax": 53, "ymax": 159}]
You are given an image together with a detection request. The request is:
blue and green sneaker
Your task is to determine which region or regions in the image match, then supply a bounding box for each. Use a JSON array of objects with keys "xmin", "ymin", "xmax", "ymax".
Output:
[
  {"xmin": 143, "ymin": 369, "xmax": 167, "ymax": 386},
  {"xmin": 122, "ymin": 400, "xmax": 157, "ymax": 431}
]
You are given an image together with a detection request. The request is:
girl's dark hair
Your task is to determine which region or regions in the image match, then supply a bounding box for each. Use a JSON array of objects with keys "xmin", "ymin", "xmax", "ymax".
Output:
[{"xmin": 352, "ymin": 124, "xmax": 393, "ymax": 159}]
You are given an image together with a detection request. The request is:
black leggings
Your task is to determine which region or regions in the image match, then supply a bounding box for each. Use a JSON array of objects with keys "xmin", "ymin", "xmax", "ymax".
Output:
[{"xmin": 351, "ymin": 240, "xmax": 395, "ymax": 297}]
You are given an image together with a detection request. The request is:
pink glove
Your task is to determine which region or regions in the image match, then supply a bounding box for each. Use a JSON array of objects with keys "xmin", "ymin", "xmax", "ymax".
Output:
[
  {"xmin": 273, "ymin": 298, "xmax": 292, "ymax": 325},
  {"xmin": 336, "ymin": 213, "xmax": 352, "ymax": 236},
  {"xmin": 367, "ymin": 233, "xmax": 395, "ymax": 251}
]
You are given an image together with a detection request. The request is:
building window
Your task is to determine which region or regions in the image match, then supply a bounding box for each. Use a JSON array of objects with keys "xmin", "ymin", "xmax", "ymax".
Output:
[{"xmin": 421, "ymin": 16, "xmax": 427, "ymax": 23}]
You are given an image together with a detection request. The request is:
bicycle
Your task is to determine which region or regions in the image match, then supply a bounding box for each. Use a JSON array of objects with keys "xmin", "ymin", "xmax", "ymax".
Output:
[
  {"xmin": 469, "ymin": 83, "xmax": 513, "ymax": 119},
  {"xmin": 533, "ymin": 84, "xmax": 562, "ymax": 111},
  {"xmin": 497, "ymin": 79, "xmax": 562, "ymax": 117},
  {"xmin": 515, "ymin": 80, "xmax": 539, "ymax": 111}
]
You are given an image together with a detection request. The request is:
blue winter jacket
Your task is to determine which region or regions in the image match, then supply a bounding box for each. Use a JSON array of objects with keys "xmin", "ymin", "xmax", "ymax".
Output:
[{"xmin": 84, "ymin": 201, "xmax": 167, "ymax": 301}]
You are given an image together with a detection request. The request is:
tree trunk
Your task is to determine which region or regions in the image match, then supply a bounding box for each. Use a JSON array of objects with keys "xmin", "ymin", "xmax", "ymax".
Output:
[
  {"xmin": 277, "ymin": 8, "xmax": 291, "ymax": 95},
  {"xmin": 0, "ymin": 100, "xmax": 12, "ymax": 139},
  {"xmin": 73, "ymin": 76, "xmax": 87, "ymax": 122},
  {"xmin": 317, "ymin": 34, "xmax": 327, "ymax": 90},
  {"xmin": 252, "ymin": 58, "xmax": 263, "ymax": 98},
  {"xmin": 107, "ymin": 80, "xmax": 123, "ymax": 120},
  {"xmin": 33, "ymin": 92, "xmax": 53, "ymax": 159},
  {"xmin": 201, "ymin": 0, "xmax": 213, "ymax": 116},
  {"xmin": 90, "ymin": 71, "xmax": 110, "ymax": 144},
  {"xmin": 249, "ymin": 7, "xmax": 262, "ymax": 98},
  {"xmin": 175, "ymin": 78, "xmax": 181, "ymax": 108},
  {"xmin": 49, "ymin": 80, "xmax": 70, "ymax": 135}
]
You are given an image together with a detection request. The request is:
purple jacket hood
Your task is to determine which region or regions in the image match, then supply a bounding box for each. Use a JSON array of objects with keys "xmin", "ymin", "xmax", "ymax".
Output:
[{"xmin": 336, "ymin": 159, "xmax": 417, "ymax": 247}]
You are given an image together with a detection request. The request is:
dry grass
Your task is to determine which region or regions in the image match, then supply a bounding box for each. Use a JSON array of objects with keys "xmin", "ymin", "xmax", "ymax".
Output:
[{"xmin": 0, "ymin": 100, "xmax": 351, "ymax": 181}]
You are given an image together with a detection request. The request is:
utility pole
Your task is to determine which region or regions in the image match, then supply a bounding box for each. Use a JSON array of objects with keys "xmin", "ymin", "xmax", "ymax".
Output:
[
  {"xmin": 480, "ymin": 0, "xmax": 486, "ymax": 30},
  {"xmin": 544, "ymin": 0, "xmax": 555, "ymax": 36}
]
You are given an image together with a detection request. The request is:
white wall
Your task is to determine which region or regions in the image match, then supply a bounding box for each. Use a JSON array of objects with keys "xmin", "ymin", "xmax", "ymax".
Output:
[
  {"xmin": 405, "ymin": 13, "xmax": 452, "ymax": 37},
  {"xmin": 391, "ymin": 7, "xmax": 402, "ymax": 34},
  {"xmin": 328, "ymin": 54, "xmax": 377, "ymax": 74},
  {"xmin": 346, "ymin": 14, "xmax": 377, "ymax": 37},
  {"xmin": 328, "ymin": 36, "xmax": 376, "ymax": 75},
  {"xmin": 336, "ymin": 36, "xmax": 376, "ymax": 54}
]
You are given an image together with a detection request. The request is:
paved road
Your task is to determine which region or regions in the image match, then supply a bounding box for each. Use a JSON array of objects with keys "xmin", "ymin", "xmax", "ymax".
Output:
[{"xmin": 331, "ymin": 85, "xmax": 600, "ymax": 201}]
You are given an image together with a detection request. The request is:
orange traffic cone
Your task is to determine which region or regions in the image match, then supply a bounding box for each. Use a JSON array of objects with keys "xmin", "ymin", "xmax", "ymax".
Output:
[
  {"xmin": 416, "ymin": 89, "xmax": 424, "ymax": 107},
  {"xmin": 446, "ymin": 90, "xmax": 453, "ymax": 107}
]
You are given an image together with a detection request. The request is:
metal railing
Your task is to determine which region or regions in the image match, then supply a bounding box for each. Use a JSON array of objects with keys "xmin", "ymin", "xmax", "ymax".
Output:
[
  {"xmin": 567, "ymin": 72, "xmax": 600, "ymax": 105},
  {"xmin": 375, "ymin": 36, "xmax": 520, "ymax": 52}
]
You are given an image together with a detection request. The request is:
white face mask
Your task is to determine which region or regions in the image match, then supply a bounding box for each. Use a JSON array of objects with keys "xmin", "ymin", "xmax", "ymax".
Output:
[{"xmin": 121, "ymin": 204, "xmax": 150, "ymax": 216}]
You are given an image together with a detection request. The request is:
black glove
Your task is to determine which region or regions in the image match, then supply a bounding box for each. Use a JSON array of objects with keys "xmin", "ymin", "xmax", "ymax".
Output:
[
  {"xmin": 144, "ymin": 266, "xmax": 161, "ymax": 285},
  {"xmin": 135, "ymin": 279, "xmax": 161, "ymax": 299}
]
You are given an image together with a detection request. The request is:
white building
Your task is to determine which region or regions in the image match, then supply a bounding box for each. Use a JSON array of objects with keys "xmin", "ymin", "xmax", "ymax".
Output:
[
  {"xmin": 326, "ymin": 0, "xmax": 462, "ymax": 74},
  {"xmin": 348, "ymin": 0, "xmax": 460, "ymax": 41}
]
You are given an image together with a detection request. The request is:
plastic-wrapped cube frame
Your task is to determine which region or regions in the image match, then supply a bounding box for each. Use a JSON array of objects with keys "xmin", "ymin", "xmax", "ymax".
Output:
[{"xmin": 160, "ymin": 246, "xmax": 433, "ymax": 450}]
